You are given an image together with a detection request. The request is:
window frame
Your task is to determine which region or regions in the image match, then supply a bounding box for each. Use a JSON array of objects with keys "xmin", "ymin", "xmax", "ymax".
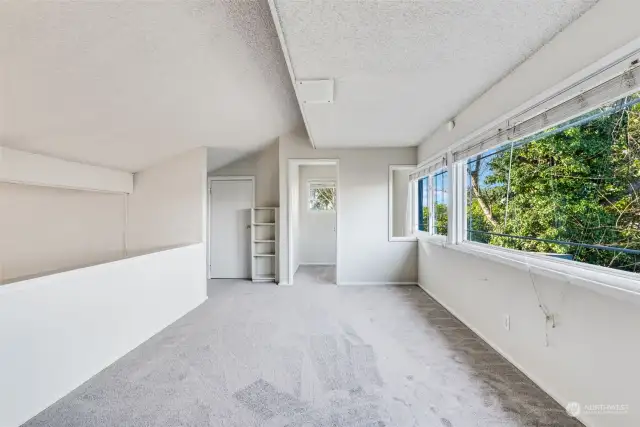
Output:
[
  {"xmin": 414, "ymin": 149, "xmax": 640, "ymax": 299},
  {"xmin": 388, "ymin": 165, "xmax": 418, "ymax": 242},
  {"xmin": 307, "ymin": 179, "xmax": 336, "ymax": 212},
  {"xmin": 415, "ymin": 167, "xmax": 450, "ymax": 243},
  {"xmin": 412, "ymin": 65, "xmax": 640, "ymax": 297},
  {"xmin": 457, "ymin": 94, "xmax": 640, "ymax": 263}
]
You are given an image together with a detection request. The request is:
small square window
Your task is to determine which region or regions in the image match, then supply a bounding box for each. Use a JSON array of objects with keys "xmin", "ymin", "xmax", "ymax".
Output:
[{"xmin": 309, "ymin": 181, "xmax": 336, "ymax": 211}]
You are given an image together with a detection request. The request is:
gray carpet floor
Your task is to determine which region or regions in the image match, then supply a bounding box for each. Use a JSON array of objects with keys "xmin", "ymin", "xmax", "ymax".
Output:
[
  {"xmin": 23, "ymin": 266, "xmax": 582, "ymax": 427},
  {"xmin": 294, "ymin": 264, "xmax": 336, "ymax": 285}
]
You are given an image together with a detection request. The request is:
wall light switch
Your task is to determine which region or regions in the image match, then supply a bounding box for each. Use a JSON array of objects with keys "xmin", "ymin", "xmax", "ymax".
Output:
[{"xmin": 503, "ymin": 314, "xmax": 510, "ymax": 331}]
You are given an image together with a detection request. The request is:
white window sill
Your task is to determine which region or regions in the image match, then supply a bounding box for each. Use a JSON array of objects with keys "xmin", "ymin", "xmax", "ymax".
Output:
[
  {"xmin": 418, "ymin": 237, "xmax": 640, "ymax": 304},
  {"xmin": 414, "ymin": 231, "xmax": 447, "ymax": 243}
]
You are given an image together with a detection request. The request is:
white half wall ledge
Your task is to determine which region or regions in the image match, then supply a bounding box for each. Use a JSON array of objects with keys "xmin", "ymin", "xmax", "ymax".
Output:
[
  {"xmin": 0, "ymin": 243, "xmax": 207, "ymax": 427},
  {"xmin": 0, "ymin": 146, "xmax": 133, "ymax": 194}
]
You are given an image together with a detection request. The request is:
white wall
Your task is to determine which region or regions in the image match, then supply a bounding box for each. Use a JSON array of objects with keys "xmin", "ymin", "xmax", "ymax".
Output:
[
  {"xmin": 279, "ymin": 130, "xmax": 418, "ymax": 285},
  {"xmin": 127, "ymin": 148, "xmax": 208, "ymax": 255},
  {"xmin": 0, "ymin": 183, "xmax": 126, "ymax": 283},
  {"xmin": 417, "ymin": 0, "xmax": 640, "ymax": 163},
  {"xmin": 0, "ymin": 147, "xmax": 209, "ymax": 281},
  {"xmin": 412, "ymin": 3, "xmax": 640, "ymax": 426},
  {"xmin": 298, "ymin": 165, "xmax": 337, "ymax": 265},
  {"xmin": 209, "ymin": 141, "xmax": 279, "ymax": 207},
  {"xmin": 418, "ymin": 241, "xmax": 640, "ymax": 427},
  {"xmin": 0, "ymin": 243, "xmax": 207, "ymax": 427}
]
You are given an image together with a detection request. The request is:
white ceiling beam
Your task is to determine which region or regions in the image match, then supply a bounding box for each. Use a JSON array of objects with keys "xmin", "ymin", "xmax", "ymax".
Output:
[{"xmin": 267, "ymin": 0, "xmax": 316, "ymax": 149}]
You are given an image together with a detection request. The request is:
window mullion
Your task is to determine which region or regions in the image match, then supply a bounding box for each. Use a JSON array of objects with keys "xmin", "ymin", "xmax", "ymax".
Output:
[
  {"xmin": 411, "ymin": 181, "xmax": 420, "ymax": 235},
  {"xmin": 416, "ymin": 179, "xmax": 424, "ymax": 232},
  {"xmin": 450, "ymin": 159, "xmax": 466, "ymax": 244},
  {"xmin": 428, "ymin": 175, "xmax": 435, "ymax": 235},
  {"xmin": 446, "ymin": 152, "xmax": 455, "ymax": 243},
  {"xmin": 460, "ymin": 161, "xmax": 468, "ymax": 243}
]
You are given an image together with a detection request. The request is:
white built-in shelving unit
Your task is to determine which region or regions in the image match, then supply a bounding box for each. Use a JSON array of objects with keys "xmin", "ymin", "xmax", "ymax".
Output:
[{"xmin": 251, "ymin": 208, "xmax": 278, "ymax": 282}]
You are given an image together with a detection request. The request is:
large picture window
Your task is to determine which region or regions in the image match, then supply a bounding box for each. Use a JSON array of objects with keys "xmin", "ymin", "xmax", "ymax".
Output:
[{"xmin": 466, "ymin": 93, "xmax": 640, "ymax": 273}]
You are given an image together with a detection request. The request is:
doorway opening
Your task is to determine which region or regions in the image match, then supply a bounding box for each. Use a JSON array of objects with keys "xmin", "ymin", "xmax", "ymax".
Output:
[{"xmin": 288, "ymin": 160, "xmax": 339, "ymax": 285}]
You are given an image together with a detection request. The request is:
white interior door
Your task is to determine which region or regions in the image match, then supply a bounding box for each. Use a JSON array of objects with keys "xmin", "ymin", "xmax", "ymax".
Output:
[{"xmin": 209, "ymin": 179, "xmax": 253, "ymax": 279}]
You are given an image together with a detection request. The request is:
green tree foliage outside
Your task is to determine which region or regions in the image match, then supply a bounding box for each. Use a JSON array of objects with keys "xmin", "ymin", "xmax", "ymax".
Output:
[
  {"xmin": 310, "ymin": 186, "xmax": 336, "ymax": 211},
  {"xmin": 423, "ymin": 204, "xmax": 448, "ymax": 235},
  {"xmin": 421, "ymin": 170, "xmax": 449, "ymax": 235},
  {"xmin": 467, "ymin": 96, "xmax": 640, "ymax": 273}
]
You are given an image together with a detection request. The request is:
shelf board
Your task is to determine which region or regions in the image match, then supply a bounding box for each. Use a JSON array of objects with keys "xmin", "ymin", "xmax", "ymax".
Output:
[
  {"xmin": 254, "ymin": 254, "xmax": 276, "ymax": 257},
  {"xmin": 254, "ymin": 207, "xmax": 277, "ymax": 210},
  {"xmin": 253, "ymin": 223, "xmax": 276, "ymax": 226},
  {"xmin": 254, "ymin": 239, "xmax": 276, "ymax": 243}
]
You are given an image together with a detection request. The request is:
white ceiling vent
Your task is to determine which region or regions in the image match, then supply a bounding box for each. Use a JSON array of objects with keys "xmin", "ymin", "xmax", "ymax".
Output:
[{"xmin": 296, "ymin": 79, "xmax": 334, "ymax": 104}]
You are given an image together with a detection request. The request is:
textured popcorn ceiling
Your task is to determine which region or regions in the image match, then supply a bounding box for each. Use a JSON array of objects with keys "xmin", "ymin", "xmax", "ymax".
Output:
[
  {"xmin": 0, "ymin": 0, "xmax": 301, "ymax": 172},
  {"xmin": 273, "ymin": 0, "xmax": 599, "ymax": 148}
]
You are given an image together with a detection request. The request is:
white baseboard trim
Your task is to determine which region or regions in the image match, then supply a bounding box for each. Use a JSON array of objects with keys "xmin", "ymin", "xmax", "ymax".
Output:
[
  {"xmin": 299, "ymin": 263, "xmax": 337, "ymax": 266},
  {"xmin": 416, "ymin": 283, "xmax": 590, "ymax": 427},
  {"xmin": 339, "ymin": 281, "xmax": 418, "ymax": 286}
]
